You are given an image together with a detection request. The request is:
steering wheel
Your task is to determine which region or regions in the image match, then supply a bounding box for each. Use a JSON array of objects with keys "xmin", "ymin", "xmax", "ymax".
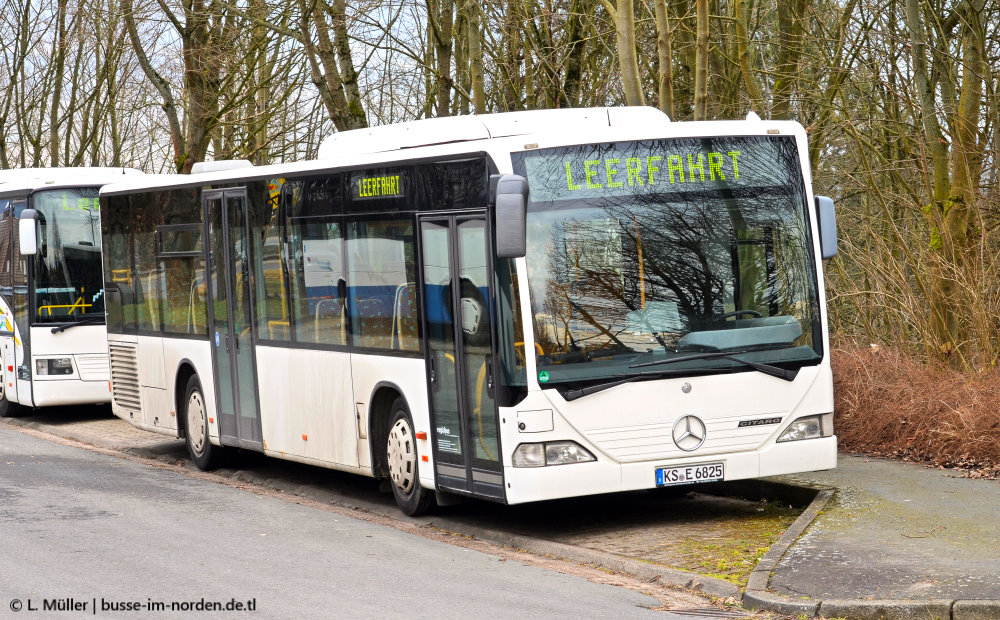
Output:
[{"xmin": 715, "ymin": 309, "xmax": 762, "ymax": 321}]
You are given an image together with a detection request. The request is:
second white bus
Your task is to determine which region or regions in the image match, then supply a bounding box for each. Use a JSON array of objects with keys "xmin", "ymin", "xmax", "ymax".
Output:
[{"xmin": 0, "ymin": 168, "xmax": 142, "ymax": 416}]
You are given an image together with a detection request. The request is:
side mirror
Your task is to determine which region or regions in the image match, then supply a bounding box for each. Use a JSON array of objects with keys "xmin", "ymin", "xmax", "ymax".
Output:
[
  {"xmin": 815, "ymin": 196, "xmax": 837, "ymax": 259},
  {"xmin": 493, "ymin": 174, "xmax": 528, "ymax": 259},
  {"xmin": 18, "ymin": 209, "xmax": 39, "ymax": 256}
]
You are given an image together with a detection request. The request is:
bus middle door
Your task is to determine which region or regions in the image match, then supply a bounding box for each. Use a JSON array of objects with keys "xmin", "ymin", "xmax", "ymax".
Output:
[{"xmin": 205, "ymin": 189, "xmax": 263, "ymax": 449}]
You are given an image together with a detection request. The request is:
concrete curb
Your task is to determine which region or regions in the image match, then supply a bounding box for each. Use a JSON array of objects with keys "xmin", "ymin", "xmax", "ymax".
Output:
[
  {"xmin": 422, "ymin": 516, "xmax": 742, "ymax": 600},
  {"xmin": 8, "ymin": 416, "xmax": 1000, "ymax": 619}
]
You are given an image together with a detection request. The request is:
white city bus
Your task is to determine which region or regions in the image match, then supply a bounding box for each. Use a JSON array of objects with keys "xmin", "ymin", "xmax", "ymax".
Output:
[
  {"xmin": 0, "ymin": 168, "xmax": 143, "ymax": 416},
  {"xmin": 100, "ymin": 108, "xmax": 838, "ymax": 514}
]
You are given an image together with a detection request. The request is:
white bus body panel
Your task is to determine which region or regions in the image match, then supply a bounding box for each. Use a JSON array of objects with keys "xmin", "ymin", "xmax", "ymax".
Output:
[
  {"xmin": 500, "ymin": 364, "xmax": 836, "ymax": 505},
  {"xmin": 28, "ymin": 324, "xmax": 111, "ymax": 407},
  {"xmin": 137, "ymin": 336, "xmax": 170, "ymax": 431},
  {"xmin": 349, "ymin": 353, "xmax": 429, "ymax": 483},
  {"xmin": 108, "ymin": 334, "xmax": 214, "ymax": 438},
  {"xmin": 255, "ymin": 346, "xmax": 357, "ymax": 469},
  {"xmin": 252, "ymin": 350, "xmax": 426, "ymax": 479}
]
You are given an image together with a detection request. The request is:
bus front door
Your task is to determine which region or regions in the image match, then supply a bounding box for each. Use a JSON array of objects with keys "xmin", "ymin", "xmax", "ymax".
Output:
[
  {"xmin": 0, "ymin": 324, "xmax": 15, "ymax": 406},
  {"xmin": 205, "ymin": 189, "xmax": 262, "ymax": 450},
  {"xmin": 419, "ymin": 213, "xmax": 504, "ymax": 501}
]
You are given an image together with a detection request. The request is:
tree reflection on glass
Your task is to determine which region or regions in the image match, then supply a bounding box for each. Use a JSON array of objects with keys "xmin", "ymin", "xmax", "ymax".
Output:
[{"xmin": 517, "ymin": 136, "xmax": 820, "ymax": 384}]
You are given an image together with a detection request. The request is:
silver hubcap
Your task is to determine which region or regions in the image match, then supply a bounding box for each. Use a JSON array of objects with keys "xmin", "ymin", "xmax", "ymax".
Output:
[
  {"xmin": 187, "ymin": 390, "xmax": 207, "ymax": 456},
  {"xmin": 387, "ymin": 417, "xmax": 416, "ymax": 495}
]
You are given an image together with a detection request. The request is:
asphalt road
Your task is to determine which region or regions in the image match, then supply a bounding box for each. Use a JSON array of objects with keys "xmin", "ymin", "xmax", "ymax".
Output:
[{"xmin": 0, "ymin": 424, "xmax": 732, "ymax": 619}]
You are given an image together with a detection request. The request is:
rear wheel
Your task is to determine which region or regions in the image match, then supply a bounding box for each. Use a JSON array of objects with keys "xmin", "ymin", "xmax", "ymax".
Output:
[
  {"xmin": 386, "ymin": 398, "xmax": 434, "ymax": 516},
  {"xmin": 183, "ymin": 376, "xmax": 224, "ymax": 470}
]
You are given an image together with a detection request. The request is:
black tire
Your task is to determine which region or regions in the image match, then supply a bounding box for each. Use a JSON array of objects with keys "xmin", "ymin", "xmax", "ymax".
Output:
[
  {"xmin": 0, "ymin": 395, "xmax": 18, "ymax": 418},
  {"xmin": 183, "ymin": 375, "xmax": 224, "ymax": 470},
  {"xmin": 385, "ymin": 398, "xmax": 434, "ymax": 516}
]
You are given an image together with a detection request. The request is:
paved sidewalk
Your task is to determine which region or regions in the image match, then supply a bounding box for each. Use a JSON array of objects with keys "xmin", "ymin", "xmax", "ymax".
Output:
[{"xmin": 746, "ymin": 455, "xmax": 1000, "ymax": 618}]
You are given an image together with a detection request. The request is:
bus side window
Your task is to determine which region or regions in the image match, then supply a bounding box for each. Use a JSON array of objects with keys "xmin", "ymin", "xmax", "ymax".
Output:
[
  {"xmin": 252, "ymin": 182, "xmax": 290, "ymax": 342},
  {"xmin": 133, "ymin": 194, "xmax": 162, "ymax": 332},
  {"xmin": 289, "ymin": 217, "xmax": 346, "ymax": 347},
  {"xmin": 346, "ymin": 217, "xmax": 419, "ymax": 352}
]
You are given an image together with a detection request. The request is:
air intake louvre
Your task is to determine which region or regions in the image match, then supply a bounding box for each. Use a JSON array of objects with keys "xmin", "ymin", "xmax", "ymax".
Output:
[
  {"xmin": 109, "ymin": 343, "xmax": 141, "ymax": 411},
  {"xmin": 76, "ymin": 354, "xmax": 111, "ymax": 381}
]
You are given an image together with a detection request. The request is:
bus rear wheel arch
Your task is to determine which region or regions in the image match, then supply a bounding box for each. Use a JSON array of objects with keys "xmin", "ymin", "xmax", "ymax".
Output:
[{"xmin": 182, "ymin": 374, "xmax": 224, "ymax": 470}]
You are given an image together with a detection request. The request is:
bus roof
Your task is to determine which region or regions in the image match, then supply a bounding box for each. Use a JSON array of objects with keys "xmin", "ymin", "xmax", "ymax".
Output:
[
  {"xmin": 315, "ymin": 107, "xmax": 670, "ymax": 160},
  {"xmin": 100, "ymin": 108, "xmax": 808, "ymax": 196},
  {"xmin": 0, "ymin": 167, "xmax": 143, "ymax": 196}
]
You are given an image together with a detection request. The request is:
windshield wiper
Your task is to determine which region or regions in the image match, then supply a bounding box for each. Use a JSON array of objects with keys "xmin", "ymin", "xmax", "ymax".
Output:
[
  {"xmin": 629, "ymin": 349, "xmax": 798, "ymax": 382},
  {"xmin": 50, "ymin": 315, "xmax": 104, "ymax": 334},
  {"xmin": 562, "ymin": 370, "xmax": 678, "ymax": 402}
]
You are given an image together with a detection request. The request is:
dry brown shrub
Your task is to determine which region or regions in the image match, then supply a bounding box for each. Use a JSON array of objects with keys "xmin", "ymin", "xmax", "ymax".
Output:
[{"xmin": 833, "ymin": 346, "xmax": 1000, "ymax": 473}]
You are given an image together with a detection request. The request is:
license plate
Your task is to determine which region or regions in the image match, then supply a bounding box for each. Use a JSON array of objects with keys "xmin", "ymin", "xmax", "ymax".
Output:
[{"xmin": 656, "ymin": 462, "xmax": 724, "ymax": 486}]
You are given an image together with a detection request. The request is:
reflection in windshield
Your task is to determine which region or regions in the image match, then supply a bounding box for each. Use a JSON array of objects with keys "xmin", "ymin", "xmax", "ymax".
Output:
[
  {"xmin": 514, "ymin": 136, "xmax": 821, "ymax": 385},
  {"xmin": 31, "ymin": 188, "xmax": 105, "ymax": 324}
]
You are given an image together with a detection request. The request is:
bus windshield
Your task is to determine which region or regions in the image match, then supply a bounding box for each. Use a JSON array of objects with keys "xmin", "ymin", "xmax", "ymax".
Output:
[
  {"xmin": 513, "ymin": 135, "xmax": 822, "ymax": 387},
  {"xmin": 31, "ymin": 188, "xmax": 105, "ymax": 324}
]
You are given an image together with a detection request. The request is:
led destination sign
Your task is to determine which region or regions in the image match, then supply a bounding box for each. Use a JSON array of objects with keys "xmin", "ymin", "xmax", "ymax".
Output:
[
  {"xmin": 520, "ymin": 136, "xmax": 799, "ymax": 202},
  {"xmin": 353, "ymin": 172, "xmax": 405, "ymax": 200},
  {"xmin": 565, "ymin": 151, "xmax": 742, "ymax": 190}
]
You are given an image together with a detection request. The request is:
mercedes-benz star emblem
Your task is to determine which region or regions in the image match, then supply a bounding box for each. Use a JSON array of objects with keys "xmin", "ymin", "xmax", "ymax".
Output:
[{"xmin": 672, "ymin": 415, "xmax": 707, "ymax": 451}]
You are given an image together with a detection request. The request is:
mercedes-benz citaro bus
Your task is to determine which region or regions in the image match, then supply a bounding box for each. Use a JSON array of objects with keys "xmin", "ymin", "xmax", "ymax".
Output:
[
  {"xmin": 99, "ymin": 108, "xmax": 838, "ymax": 515},
  {"xmin": 0, "ymin": 167, "xmax": 143, "ymax": 417}
]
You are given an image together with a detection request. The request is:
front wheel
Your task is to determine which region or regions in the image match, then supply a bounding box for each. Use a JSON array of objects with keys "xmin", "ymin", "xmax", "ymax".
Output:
[
  {"xmin": 386, "ymin": 398, "xmax": 434, "ymax": 516},
  {"xmin": 183, "ymin": 376, "xmax": 224, "ymax": 470},
  {"xmin": 0, "ymin": 370, "xmax": 19, "ymax": 418},
  {"xmin": 0, "ymin": 396, "xmax": 18, "ymax": 418}
]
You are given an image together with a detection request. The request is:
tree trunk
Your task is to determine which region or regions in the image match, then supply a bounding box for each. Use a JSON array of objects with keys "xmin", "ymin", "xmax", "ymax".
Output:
[
  {"xmin": 652, "ymin": 0, "xmax": 674, "ymax": 117},
  {"xmin": 602, "ymin": 0, "xmax": 645, "ymax": 106},
  {"xmin": 693, "ymin": 0, "xmax": 708, "ymax": 119},
  {"xmin": 772, "ymin": 0, "xmax": 806, "ymax": 119}
]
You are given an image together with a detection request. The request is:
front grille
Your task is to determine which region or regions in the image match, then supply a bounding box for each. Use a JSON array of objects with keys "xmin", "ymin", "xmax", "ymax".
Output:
[
  {"xmin": 76, "ymin": 354, "xmax": 110, "ymax": 381},
  {"xmin": 108, "ymin": 343, "xmax": 141, "ymax": 411},
  {"xmin": 585, "ymin": 414, "xmax": 781, "ymax": 462}
]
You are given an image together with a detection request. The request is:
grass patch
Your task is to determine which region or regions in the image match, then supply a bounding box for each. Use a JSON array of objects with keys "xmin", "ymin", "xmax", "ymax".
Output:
[{"xmin": 668, "ymin": 499, "xmax": 800, "ymax": 585}]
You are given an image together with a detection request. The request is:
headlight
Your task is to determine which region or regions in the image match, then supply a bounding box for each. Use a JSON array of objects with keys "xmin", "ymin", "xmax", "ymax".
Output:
[
  {"xmin": 513, "ymin": 441, "xmax": 596, "ymax": 467},
  {"xmin": 36, "ymin": 358, "xmax": 74, "ymax": 376},
  {"xmin": 777, "ymin": 414, "xmax": 833, "ymax": 442}
]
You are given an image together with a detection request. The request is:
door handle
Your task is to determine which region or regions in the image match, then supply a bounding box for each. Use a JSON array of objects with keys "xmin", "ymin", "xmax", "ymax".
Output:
[
  {"xmin": 429, "ymin": 354, "xmax": 439, "ymax": 391},
  {"xmin": 486, "ymin": 356, "xmax": 495, "ymax": 398}
]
